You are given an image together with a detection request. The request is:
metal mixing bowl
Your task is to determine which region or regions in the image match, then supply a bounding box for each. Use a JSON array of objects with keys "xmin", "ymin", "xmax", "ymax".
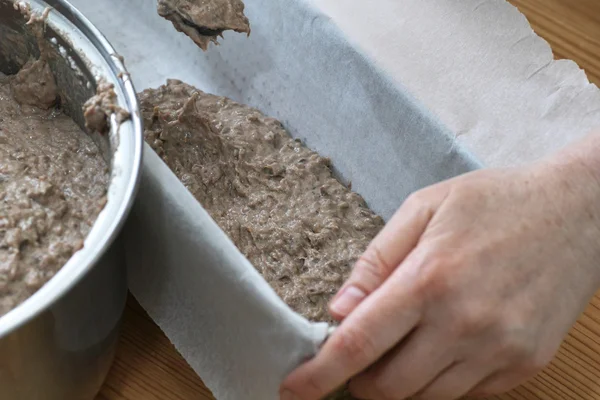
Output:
[{"xmin": 0, "ymin": 0, "xmax": 143, "ymax": 398}]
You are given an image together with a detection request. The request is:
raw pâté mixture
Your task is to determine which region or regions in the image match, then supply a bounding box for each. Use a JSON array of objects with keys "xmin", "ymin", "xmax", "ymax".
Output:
[
  {"xmin": 0, "ymin": 45, "xmax": 108, "ymax": 317},
  {"xmin": 140, "ymin": 80, "xmax": 384, "ymax": 323}
]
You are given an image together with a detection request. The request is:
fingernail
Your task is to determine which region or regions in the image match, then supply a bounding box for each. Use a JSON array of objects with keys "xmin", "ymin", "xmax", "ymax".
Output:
[
  {"xmin": 330, "ymin": 286, "xmax": 366, "ymax": 316},
  {"xmin": 280, "ymin": 389, "xmax": 299, "ymax": 400}
]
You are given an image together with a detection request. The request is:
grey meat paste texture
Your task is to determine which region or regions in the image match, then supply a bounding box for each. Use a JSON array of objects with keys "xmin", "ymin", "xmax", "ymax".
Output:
[
  {"xmin": 157, "ymin": 0, "xmax": 250, "ymax": 50},
  {"xmin": 0, "ymin": 63, "xmax": 109, "ymax": 317},
  {"xmin": 140, "ymin": 79, "xmax": 385, "ymax": 325}
]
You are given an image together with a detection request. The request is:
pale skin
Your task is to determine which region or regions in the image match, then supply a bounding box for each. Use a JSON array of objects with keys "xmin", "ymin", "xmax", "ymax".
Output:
[{"xmin": 280, "ymin": 131, "xmax": 600, "ymax": 400}]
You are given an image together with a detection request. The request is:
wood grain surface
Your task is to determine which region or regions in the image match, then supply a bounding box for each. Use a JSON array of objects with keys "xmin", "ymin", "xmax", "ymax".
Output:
[{"xmin": 98, "ymin": 0, "xmax": 600, "ymax": 399}]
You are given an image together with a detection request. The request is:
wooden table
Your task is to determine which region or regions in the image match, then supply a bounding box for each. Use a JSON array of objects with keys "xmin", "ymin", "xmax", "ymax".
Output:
[{"xmin": 98, "ymin": 1, "xmax": 600, "ymax": 399}]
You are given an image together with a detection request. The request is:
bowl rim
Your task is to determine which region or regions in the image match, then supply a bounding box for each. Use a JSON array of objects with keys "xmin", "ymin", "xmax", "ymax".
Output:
[{"xmin": 0, "ymin": 0, "xmax": 143, "ymax": 337}]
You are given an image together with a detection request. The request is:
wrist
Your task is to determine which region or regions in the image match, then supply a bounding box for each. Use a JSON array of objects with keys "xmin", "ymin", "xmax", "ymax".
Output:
[
  {"xmin": 541, "ymin": 131, "xmax": 600, "ymax": 197},
  {"xmin": 563, "ymin": 131, "xmax": 600, "ymax": 188},
  {"xmin": 537, "ymin": 130, "xmax": 600, "ymax": 281}
]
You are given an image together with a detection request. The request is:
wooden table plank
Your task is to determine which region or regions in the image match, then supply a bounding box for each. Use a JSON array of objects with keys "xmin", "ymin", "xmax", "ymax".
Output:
[
  {"xmin": 99, "ymin": 0, "xmax": 600, "ymax": 399},
  {"xmin": 98, "ymin": 296, "xmax": 215, "ymax": 400},
  {"xmin": 509, "ymin": 0, "xmax": 600, "ymax": 84}
]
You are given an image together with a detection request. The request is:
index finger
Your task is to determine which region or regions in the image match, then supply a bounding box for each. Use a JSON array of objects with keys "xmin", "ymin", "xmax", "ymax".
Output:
[
  {"xmin": 329, "ymin": 189, "xmax": 442, "ymax": 320},
  {"xmin": 280, "ymin": 187, "xmax": 446, "ymax": 399},
  {"xmin": 280, "ymin": 256, "xmax": 424, "ymax": 399}
]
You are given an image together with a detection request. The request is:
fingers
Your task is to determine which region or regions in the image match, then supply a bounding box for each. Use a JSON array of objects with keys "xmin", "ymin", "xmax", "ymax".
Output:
[
  {"xmin": 350, "ymin": 358, "xmax": 492, "ymax": 400},
  {"xmin": 280, "ymin": 188, "xmax": 449, "ymax": 399},
  {"xmin": 468, "ymin": 369, "xmax": 537, "ymax": 398},
  {"xmin": 280, "ymin": 267, "xmax": 423, "ymax": 399},
  {"xmin": 329, "ymin": 189, "xmax": 443, "ymax": 320},
  {"xmin": 348, "ymin": 326, "xmax": 455, "ymax": 399},
  {"xmin": 414, "ymin": 362, "xmax": 492, "ymax": 400}
]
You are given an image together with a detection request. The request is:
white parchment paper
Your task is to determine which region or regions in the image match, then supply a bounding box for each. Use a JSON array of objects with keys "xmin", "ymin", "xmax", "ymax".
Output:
[
  {"xmin": 315, "ymin": 0, "xmax": 600, "ymax": 168},
  {"xmin": 68, "ymin": 0, "xmax": 600, "ymax": 398}
]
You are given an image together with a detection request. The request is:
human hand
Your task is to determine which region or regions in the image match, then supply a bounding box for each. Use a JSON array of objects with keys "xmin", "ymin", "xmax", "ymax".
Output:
[{"xmin": 280, "ymin": 134, "xmax": 600, "ymax": 400}]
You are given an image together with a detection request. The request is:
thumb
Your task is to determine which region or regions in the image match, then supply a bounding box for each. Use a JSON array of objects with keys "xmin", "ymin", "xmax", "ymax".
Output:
[{"xmin": 329, "ymin": 189, "xmax": 443, "ymax": 320}]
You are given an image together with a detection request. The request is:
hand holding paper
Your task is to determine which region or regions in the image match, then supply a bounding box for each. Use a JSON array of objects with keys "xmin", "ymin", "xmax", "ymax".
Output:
[{"xmin": 281, "ymin": 131, "xmax": 600, "ymax": 400}]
